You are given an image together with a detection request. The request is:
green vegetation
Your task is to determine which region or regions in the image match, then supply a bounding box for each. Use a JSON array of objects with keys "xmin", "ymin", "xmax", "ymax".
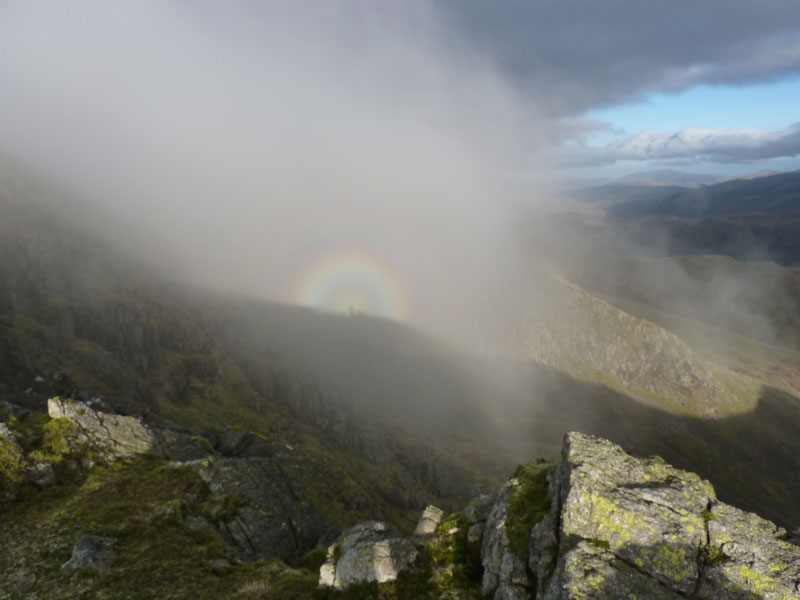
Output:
[
  {"xmin": 506, "ymin": 461, "xmax": 554, "ymax": 560},
  {"xmin": 0, "ymin": 425, "xmax": 326, "ymax": 599},
  {"xmin": 0, "ymin": 435, "xmax": 27, "ymax": 494},
  {"xmin": 701, "ymin": 544, "xmax": 728, "ymax": 567}
]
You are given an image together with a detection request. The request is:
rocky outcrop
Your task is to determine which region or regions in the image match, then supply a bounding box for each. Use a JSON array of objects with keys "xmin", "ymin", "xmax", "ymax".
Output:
[
  {"xmin": 47, "ymin": 397, "xmax": 206, "ymax": 462},
  {"xmin": 47, "ymin": 396, "xmax": 330, "ymax": 563},
  {"xmin": 528, "ymin": 432, "xmax": 800, "ymax": 599},
  {"xmin": 481, "ymin": 480, "xmax": 531, "ymax": 599},
  {"xmin": 318, "ymin": 521, "xmax": 419, "ymax": 589},
  {"xmin": 465, "ymin": 492, "xmax": 496, "ymax": 546},
  {"xmin": 189, "ymin": 455, "xmax": 328, "ymax": 562}
]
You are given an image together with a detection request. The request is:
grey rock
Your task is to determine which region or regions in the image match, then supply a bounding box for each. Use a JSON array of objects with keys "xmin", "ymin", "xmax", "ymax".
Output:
[
  {"xmin": 318, "ymin": 521, "xmax": 419, "ymax": 589},
  {"xmin": 0, "ymin": 422, "xmax": 15, "ymax": 442},
  {"xmin": 541, "ymin": 540, "xmax": 685, "ymax": 600},
  {"xmin": 191, "ymin": 456, "xmax": 327, "ymax": 562},
  {"xmin": 48, "ymin": 397, "xmax": 205, "ymax": 462},
  {"xmin": 481, "ymin": 479, "xmax": 531, "ymax": 600},
  {"xmin": 698, "ymin": 502, "xmax": 800, "ymax": 600},
  {"xmin": 468, "ymin": 522, "xmax": 484, "ymax": 546},
  {"xmin": 61, "ymin": 535, "xmax": 117, "ymax": 572},
  {"xmin": 555, "ymin": 432, "xmax": 711, "ymax": 594},
  {"xmin": 413, "ymin": 504, "xmax": 444, "ymax": 536},
  {"xmin": 532, "ymin": 432, "xmax": 800, "ymax": 600},
  {"xmin": 28, "ymin": 462, "xmax": 55, "ymax": 488},
  {"xmin": 464, "ymin": 492, "xmax": 495, "ymax": 524}
]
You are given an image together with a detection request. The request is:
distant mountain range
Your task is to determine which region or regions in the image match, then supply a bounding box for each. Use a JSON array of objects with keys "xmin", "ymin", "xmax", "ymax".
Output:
[
  {"xmin": 568, "ymin": 169, "xmax": 800, "ymax": 264},
  {"xmin": 607, "ymin": 169, "xmax": 800, "ymax": 218},
  {"xmin": 610, "ymin": 168, "xmax": 784, "ymax": 188},
  {"xmin": 613, "ymin": 169, "xmax": 727, "ymax": 187}
]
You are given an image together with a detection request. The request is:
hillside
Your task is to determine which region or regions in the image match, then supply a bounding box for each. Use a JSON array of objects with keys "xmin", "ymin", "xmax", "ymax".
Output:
[
  {"xmin": 0, "ymin": 160, "xmax": 513, "ymax": 533},
  {"xmin": 3, "ymin": 158, "xmax": 800, "ymax": 596}
]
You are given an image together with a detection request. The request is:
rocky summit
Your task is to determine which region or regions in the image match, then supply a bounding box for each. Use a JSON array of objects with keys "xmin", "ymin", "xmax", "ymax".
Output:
[{"xmin": 318, "ymin": 431, "xmax": 800, "ymax": 599}]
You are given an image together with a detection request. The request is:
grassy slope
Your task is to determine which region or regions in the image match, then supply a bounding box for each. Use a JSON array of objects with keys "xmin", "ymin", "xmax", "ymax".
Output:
[
  {"xmin": 0, "ymin": 413, "xmax": 322, "ymax": 599},
  {"xmin": 0, "ymin": 412, "xmax": 491, "ymax": 600}
]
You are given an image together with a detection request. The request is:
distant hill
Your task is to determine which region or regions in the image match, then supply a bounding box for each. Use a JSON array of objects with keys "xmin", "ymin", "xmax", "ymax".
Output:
[
  {"xmin": 613, "ymin": 169, "xmax": 725, "ymax": 187},
  {"xmin": 735, "ymin": 169, "xmax": 783, "ymax": 180},
  {"xmin": 610, "ymin": 169, "xmax": 800, "ymax": 218}
]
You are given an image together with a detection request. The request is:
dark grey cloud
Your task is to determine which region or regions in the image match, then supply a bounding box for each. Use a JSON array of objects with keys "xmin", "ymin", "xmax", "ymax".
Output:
[
  {"xmin": 440, "ymin": 0, "xmax": 800, "ymax": 115},
  {"xmin": 564, "ymin": 123, "xmax": 800, "ymax": 166}
]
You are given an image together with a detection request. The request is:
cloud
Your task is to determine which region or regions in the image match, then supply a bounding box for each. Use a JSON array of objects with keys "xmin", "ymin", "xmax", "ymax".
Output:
[
  {"xmin": 565, "ymin": 123, "xmax": 800, "ymax": 166},
  {"xmin": 440, "ymin": 0, "xmax": 800, "ymax": 115}
]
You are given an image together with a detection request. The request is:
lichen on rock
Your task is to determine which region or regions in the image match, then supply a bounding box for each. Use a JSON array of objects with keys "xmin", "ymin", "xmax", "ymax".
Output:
[{"xmin": 318, "ymin": 521, "xmax": 419, "ymax": 589}]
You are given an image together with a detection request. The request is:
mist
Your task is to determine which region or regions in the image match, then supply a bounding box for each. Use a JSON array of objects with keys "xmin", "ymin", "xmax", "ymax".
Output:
[
  {"xmin": 0, "ymin": 1, "xmax": 555, "ymax": 348},
  {"xmin": 1, "ymin": 0, "xmax": 797, "ymax": 367}
]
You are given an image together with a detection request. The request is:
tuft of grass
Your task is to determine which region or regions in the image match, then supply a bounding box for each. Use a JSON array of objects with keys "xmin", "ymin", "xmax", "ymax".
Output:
[{"xmin": 700, "ymin": 544, "xmax": 728, "ymax": 567}]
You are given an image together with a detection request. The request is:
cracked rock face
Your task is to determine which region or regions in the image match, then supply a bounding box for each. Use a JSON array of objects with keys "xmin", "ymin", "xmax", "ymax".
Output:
[
  {"xmin": 699, "ymin": 503, "xmax": 800, "ymax": 599},
  {"xmin": 533, "ymin": 432, "xmax": 800, "ymax": 600},
  {"xmin": 192, "ymin": 456, "xmax": 328, "ymax": 562}
]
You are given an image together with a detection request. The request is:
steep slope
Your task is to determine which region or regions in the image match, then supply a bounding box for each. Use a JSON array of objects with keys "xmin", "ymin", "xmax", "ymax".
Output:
[
  {"xmin": 497, "ymin": 273, "xmax": 800, "ymax": 526},
  {"xmin": 4, "ymin": 157, "xmax": 800, "ymax": 535}
]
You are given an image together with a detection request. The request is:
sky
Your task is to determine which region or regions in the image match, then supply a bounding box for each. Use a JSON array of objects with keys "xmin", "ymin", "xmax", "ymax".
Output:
[
  {"xmin": 0, "ymin": 1, "xmax": 799, "ymax": 331},
  {"xmin": 435, "ymin": 0, "xmax": 800, "ymax": 180},
  {"xmin": 582, "ymin": 79, "xmax": 800, "ymax": 178}
]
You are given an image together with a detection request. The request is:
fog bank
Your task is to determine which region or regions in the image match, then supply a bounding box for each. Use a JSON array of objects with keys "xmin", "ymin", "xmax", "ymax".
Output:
[{"xmin": 0, "ymin": 1, "xmax": 550, "ymax": 346}]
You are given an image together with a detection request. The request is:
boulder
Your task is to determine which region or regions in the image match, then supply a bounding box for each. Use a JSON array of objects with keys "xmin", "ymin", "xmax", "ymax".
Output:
[
  {"xmin": 532, "ymin": 432, "xmax": 800, "ymax": 600},
  {"xmin": 61, "ymin": 535, "xmax": 117, "ymax": 572},
  {"xmin": 318, "ymin": 521, "xmax": 419, "ymax": 589},
  {"xmin": 413, "ymin": 504, "xmax": 444, "ymax": 536},
  {"xmin": 47, "ymin": 397, "xmax": 205, "ymax": 462}
]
